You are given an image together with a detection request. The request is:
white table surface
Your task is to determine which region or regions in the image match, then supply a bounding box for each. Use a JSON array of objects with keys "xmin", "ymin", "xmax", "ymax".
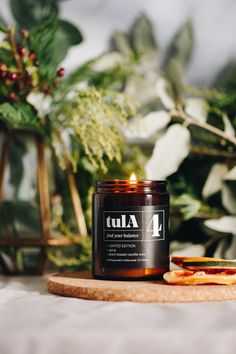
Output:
[{"xmin": 0, "ymin": 275, "xmax": 236, "ymax": 354}]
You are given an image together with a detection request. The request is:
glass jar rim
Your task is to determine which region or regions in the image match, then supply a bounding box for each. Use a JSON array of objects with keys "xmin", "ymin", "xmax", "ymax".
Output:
[{"xmin": 95, "ymin": 179, "xmax": 167, "ymax": 193}]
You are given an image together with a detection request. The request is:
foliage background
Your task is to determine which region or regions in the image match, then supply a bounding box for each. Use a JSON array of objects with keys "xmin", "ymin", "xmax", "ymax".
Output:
[
  {"xmin": 1, "ymin": 0, "xmax": 236, "ymax": 272},
  {"xmin": 2, "ymin": 0, "xmax": 236, "ymax": 86}
]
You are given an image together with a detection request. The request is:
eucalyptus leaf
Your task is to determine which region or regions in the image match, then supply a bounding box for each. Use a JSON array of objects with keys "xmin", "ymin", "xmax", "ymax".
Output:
[
  {"xmin": 165, "ymin": 57, "xmax": 184, "ymax": 99},
  {"xmin": 124, "ymin": 111, "xmax": 170, "ymax": 141},
  {"xmin": 204, "ymin": 216, "xmax": 236, "ymax": 234},
  {"xmin": 185, "ymin": 98, "xmax": 208, "ymax": 122},
  {"xmin": 224, "ymin": 236, "xmax": 236, "ymax": 259},
  {"xmin": 125, "ymin": 71, "xmax": 158, "ymax": 105},
  {"xmin": 26, "ymin": 93, "xmax": 52, "ymax": 119},
  {"xmin": 156, "ymin": 77, "xmax": 175, "ymax": 109},
  {"xmin": 130, "ymin": 13, "xmax": 158, "ymax": 63},
  {"xmin": 145, "ymin": 124, "xmax": 191, "ymax": 179},
  {"xmin": 164, "ymin": 21, "xmax": 193, "ymax": 69},
  {"xmin": 222, "ymin": 114, "xmax": 235, "ymax": 137},
  {"xmin": 222, "ymin": 166, "xmax": 236, "ymax": 214},
  {"xmin": 164, "ymin": 21, "xmax": 193, "ymax": 98},
  {"xmin": 92, "ymin": 52, "xmax": 123, "ymax": 72},
  {"xmin": 110, "ymin": 31, "xmax": 132, "ymax": 57},
  {"xmin": 213, "ymin": 237, "xmax": 234, "ymax": 259},
  {"xmin": 202, "ymin": 163, "xmax": 228, "ymax": 198}
]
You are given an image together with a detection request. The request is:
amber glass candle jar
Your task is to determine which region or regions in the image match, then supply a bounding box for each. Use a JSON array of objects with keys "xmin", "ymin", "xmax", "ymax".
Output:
[{"xmin": 92, "ymin": 178, "xmax": 169, "ymax": 280}]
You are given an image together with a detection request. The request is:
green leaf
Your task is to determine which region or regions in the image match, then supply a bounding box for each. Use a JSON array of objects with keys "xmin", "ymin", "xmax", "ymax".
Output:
[
  {"xmin": 10, "ymin": 0, "xmax": 59, "ymax": 29},
  {"xmin": 30, "ymin": 17, "xmax": 83, "ymax": 79},
  {"xmin": 164, "ymin": 21, "xmax": 194, "ymax": 68},
  {"xmin": 165, "ymin": 57, "xmax": 184, "ymax": 99},
  {"xmin": 0, "ymin": 18, "xmax": 7, "ymax": 34},
  {"xmin": 110, "ymin": 31, "xmax": 132, "ymax": 57},
  {"xmin": 0, "ymin": 48, "xmax": 14, "ymax": 67},
  {"xmin": 214, "ymin": 61, "xmax": 236, "ymax": 92},
  {"xmin": 0, "ymin": 103, "xmax": 44, "ymax": 134},
  {"xmin": 54, "ymin": 20, "xmax": 83, "ymax": 64},
  {"xmin": 172, "ymin": 194, "xmax": 201, "ymax": 220},
  {"xmin": 130, "ymin": 13, "xmax": 158, "ymax": 60},
  {"xmin": 30, "ymin": 16, "xmax": 58, "ymax": 80},
  {"xmin": 164, "ymin": 21, "xmax": 193, "ymax": 99},
  {"xmin": 0, "ymin": 200, "xmax": 41, "ymax": 237},
  {"xmin": 67, "ymin": 59, "xmax": 127, "ymax": 90},
  {"xmin": 9, "ymin": 136, "xmax": 27, "ymax": 197}
]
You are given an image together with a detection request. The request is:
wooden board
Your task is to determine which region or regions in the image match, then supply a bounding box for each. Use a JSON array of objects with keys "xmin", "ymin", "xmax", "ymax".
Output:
[{"xmin": 47, "ymin": 271, "xmax": 236, "ymax": 303}]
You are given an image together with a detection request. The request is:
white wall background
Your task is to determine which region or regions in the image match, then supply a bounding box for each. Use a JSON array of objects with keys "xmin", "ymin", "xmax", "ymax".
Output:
[{"xmin": 2, "ymin": 0, "xmax": 236, "ymax": 85}]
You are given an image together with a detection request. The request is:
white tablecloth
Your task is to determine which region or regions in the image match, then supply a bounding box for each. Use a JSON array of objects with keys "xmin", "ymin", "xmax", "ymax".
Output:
[{"xmin": 0, "ymin": 275, "xmax": 236, "ymax": 354}]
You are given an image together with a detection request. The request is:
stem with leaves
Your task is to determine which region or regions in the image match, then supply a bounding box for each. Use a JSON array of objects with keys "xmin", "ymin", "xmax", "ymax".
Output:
[
  {"xmin": 170, "ymin": 108, "xmax": 236, "ymax": 146},
  {"xmin": 8, "ymin": 27, "xmax": 24, "ymax": 90}
]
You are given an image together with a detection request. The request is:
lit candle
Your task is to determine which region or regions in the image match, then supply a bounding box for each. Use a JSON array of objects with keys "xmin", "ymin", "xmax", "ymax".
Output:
[
  {"xmin": 92, "ymin": 176, "xmax": 169, "ymax": 280},
  {"xmin": 129, "ymin": 173, "xmax": 137, "ymax": 183},
  {"xmin": 129, "ymin": 173, "xmax": 137, "ymax": 191}
]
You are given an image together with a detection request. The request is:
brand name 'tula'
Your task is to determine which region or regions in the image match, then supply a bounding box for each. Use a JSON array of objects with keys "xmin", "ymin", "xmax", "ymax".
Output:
[
  {"xmin": 106, "ymin": 213, "xmax": 163, "ymax": 237},
  {"xmin": 106, "ymin": 215, "xmax": 138, "ymax": 229}
]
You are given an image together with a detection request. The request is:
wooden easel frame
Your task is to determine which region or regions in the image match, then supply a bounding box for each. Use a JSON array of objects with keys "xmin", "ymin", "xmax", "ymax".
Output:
[{"xmin": 0, "ymin": 130, "xmax": 87, "ymax": 274}]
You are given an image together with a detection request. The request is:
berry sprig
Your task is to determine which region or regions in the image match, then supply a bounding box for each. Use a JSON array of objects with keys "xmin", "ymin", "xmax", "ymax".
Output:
[{"xmin": 0, "ymin": 27, "xmax": 65, "ymax": 102}]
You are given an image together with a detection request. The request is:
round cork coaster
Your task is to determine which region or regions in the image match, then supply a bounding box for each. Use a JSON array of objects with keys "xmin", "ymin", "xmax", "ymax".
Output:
[{"xmin": 47, "ymin": 271, "xmax": 236, "ymax": 303}]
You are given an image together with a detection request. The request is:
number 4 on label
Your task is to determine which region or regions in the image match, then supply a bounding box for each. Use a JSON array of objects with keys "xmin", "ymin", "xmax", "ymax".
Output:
[{"xmin": 147, "ymin": 214, "xmax": 162, "ymax": 237}]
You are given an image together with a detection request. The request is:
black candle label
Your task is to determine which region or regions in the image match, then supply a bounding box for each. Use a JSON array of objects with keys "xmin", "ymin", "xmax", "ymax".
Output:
[{"xmin": 101, "ymin": 206, "xmax": 169, "ymax": 268}]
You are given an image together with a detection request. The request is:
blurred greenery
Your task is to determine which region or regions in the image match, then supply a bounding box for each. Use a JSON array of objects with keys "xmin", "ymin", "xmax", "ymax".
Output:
[
  {"xmin": 0, "ymin": 0, "xmax": 137, "ymax": 274},
  {"xmin": 1, "ymin": 3, "xmax": 236, "ymax": 274},
  {"xmin": 100, "ymin": 13, "xmax": 236, "ymax": 260}
]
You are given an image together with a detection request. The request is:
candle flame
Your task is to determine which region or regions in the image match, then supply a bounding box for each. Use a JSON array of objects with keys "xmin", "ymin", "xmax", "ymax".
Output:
[{"xmin": 129, "ymin": 173, "xmax": 137, "ymax": 183}]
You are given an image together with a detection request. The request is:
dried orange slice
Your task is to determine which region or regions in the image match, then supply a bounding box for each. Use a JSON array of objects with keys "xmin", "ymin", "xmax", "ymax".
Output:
[
  {"xmin": 163, "ymin": 269, "xmax": 236, "ymax": 285},
  {"xmin": 183, "ymin": 259, "xmax": 236, "ymax": 271},
  {"xmin": 171, "ymin": 256, "xmax": 187, "ymax": 267},
  {"xmin": 171, "ymin": 256, "xmax": 222, "ymax": 267},
  {"xmin": 171, "ymin": 256, "xmax": 236, "ymax": 271}
]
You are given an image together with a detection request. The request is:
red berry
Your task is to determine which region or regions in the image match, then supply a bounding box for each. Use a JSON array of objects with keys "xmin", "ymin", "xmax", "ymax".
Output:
[
  {"xmin": 9, "ymin": 72, "xmax": 18, "ymax": 81},
  {"xmin": 57, "ymin": 68, "xmax": 64, "ymax": 78},
  {"xmin": 20, "ymin": 29, "xmax": 29, "ymax": 39},
  {"xmin": 0, "ymin": 71, "xmax": 8, "ymax": 79},
  {"xmin": 43, "ymin": 87, "xmax": 51, "ymax": 95},
  {"xmin": 18, "ymin": 45, "xmax": 26, "ymax": 57},
  {"xmin": 8, "ymin": 92, "xmax": 17, "ymax": 101},
  {"xmin": 29, "ymin": 51, "xmax": 36, "ymax": 62},
  {"xmin": 53, "ymin": 81, "xmax": 59, "ymax": 88}
]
